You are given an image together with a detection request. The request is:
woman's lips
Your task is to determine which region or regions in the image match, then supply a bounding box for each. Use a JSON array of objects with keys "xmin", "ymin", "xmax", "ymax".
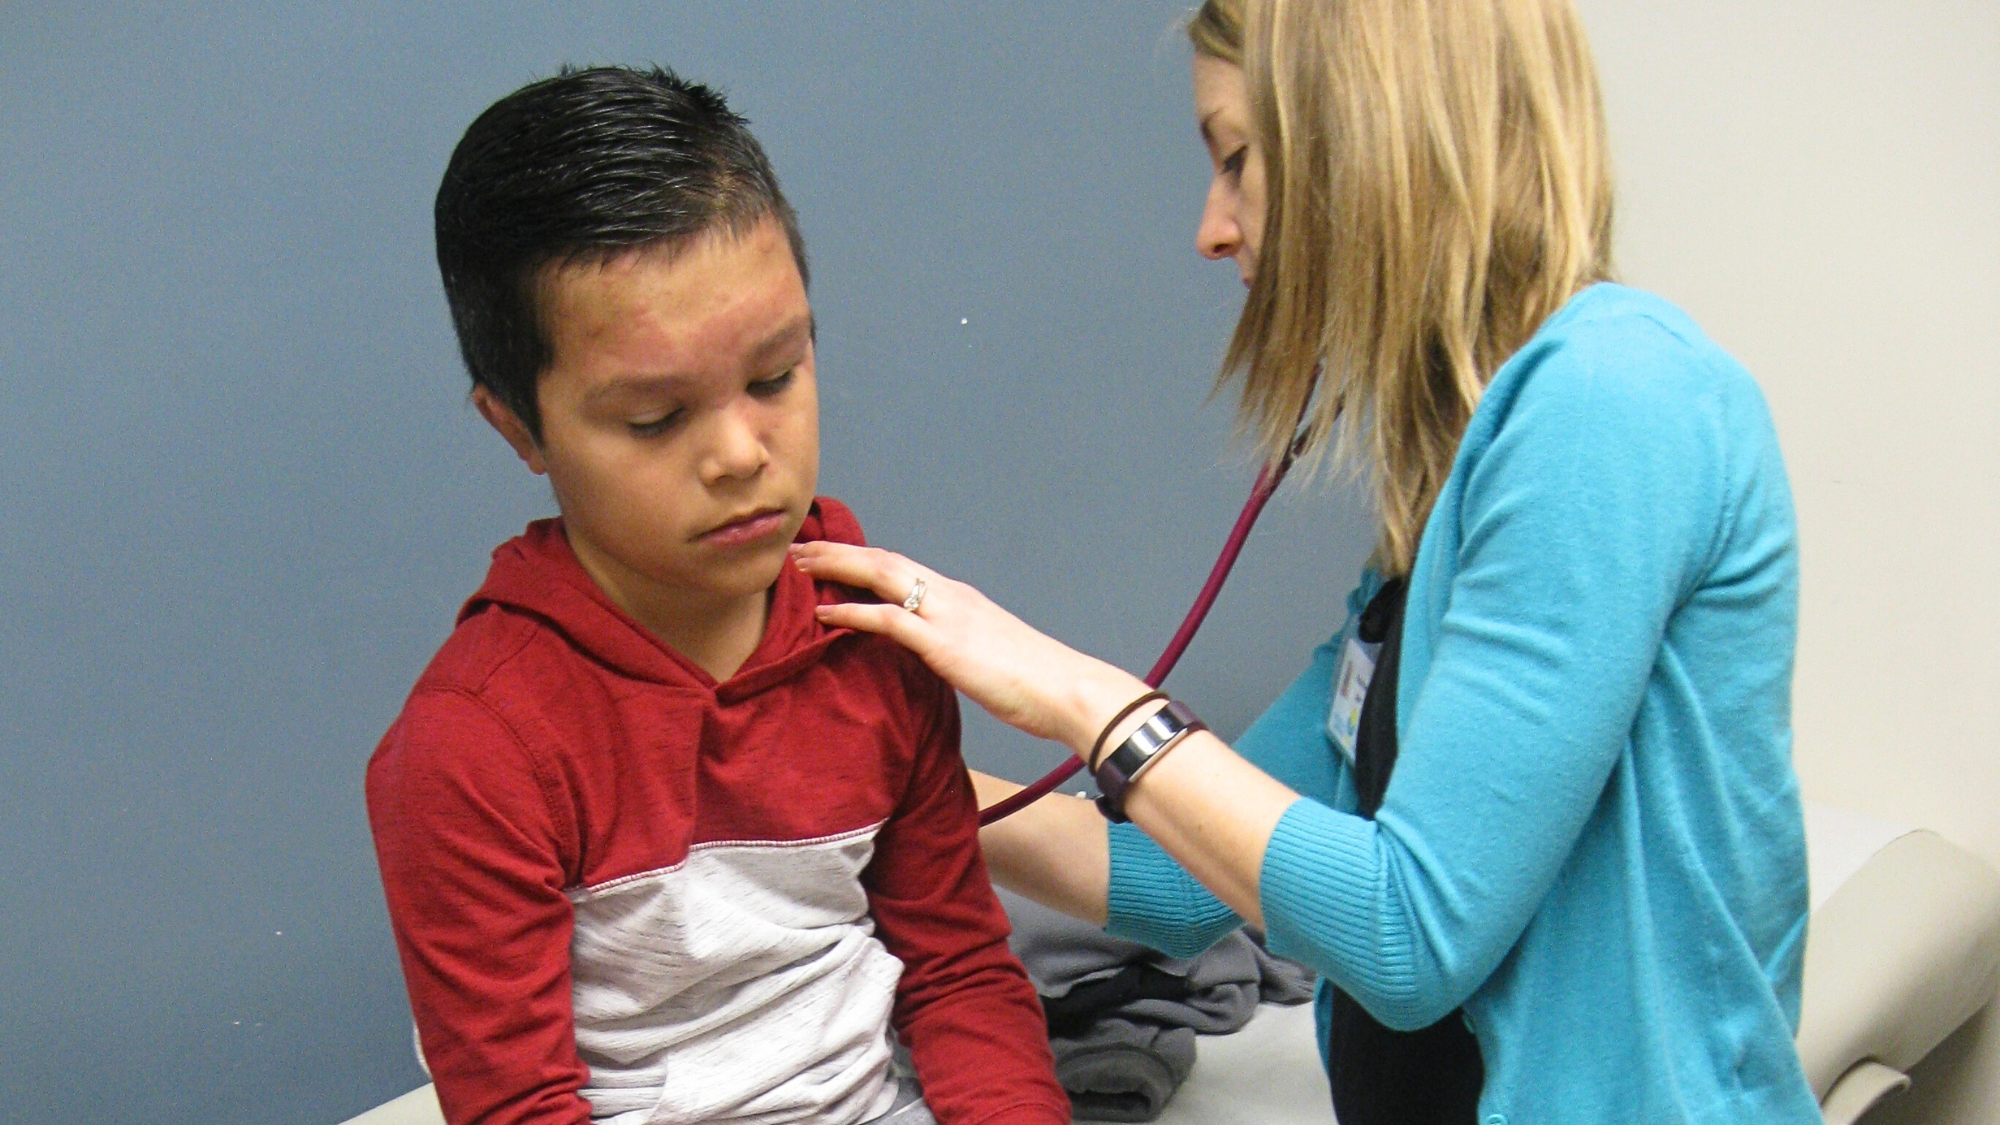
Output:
[{"xmin": 699, "ymin": 509, "xmax": 788, "ymax": 549}]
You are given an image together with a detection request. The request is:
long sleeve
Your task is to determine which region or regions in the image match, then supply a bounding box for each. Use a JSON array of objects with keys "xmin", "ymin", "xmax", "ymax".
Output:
[
  {"xmin": 1255, "ymin": 317, "xmax": 1743, "ymax": 1029},
  {"xmin": 366, "ymin": 689, "xmax": 591, "ymax": 1125},
  {"xmin": 863, "ymin": 663, "xmax": 1070, "ymax": 1125},
  {"xmin": 1106, "ymin": 621, "xmax": 1358, "ymax": 958}
]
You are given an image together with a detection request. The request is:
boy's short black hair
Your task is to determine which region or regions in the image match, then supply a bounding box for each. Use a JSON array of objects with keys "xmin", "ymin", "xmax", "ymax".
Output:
[{"xmin": 435, "ymin": 65, "xmax": 807, "ymax": 439}]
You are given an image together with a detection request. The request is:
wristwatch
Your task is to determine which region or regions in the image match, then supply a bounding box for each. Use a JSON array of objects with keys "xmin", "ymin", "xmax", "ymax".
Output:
[{"xmin": 1093, "ymin": 699, "xmax": 1207, "ymax": 822}]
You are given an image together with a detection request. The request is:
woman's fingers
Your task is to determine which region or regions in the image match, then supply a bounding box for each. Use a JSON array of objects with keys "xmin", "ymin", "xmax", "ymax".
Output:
[
  {"xmin": 788, "ymin": 541, "xmax": 929, "ymax": 606},
  {"xmin": 793, "ymin": 541, "xmax": 1061, "ymax": 738},
  {"xmin": 792, "ymin": 541, "xmax": 952, "ymax": 658},
  {"xmin": 791, "ymin": 539, "xmax": 1149, "ymax": 752},
  {"xmin": 813, "ymin": 598, "xmax": 930, "ymax": 644}
]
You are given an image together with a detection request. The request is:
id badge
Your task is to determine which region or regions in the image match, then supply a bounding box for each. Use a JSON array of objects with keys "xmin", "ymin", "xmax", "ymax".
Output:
[{"xmin": 1327, "ymin": 635, "xmax": 1379, "ymax": 765}]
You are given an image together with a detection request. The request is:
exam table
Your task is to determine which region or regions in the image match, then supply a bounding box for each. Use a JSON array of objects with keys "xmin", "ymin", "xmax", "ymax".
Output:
[{"xmin": 339, "ymin": 803, "xmax": 2000, "ymax": 1125}]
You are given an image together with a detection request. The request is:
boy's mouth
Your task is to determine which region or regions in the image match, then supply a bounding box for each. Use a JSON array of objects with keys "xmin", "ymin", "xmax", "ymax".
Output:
[{"xmin": 697, "ymin": 506, "xmax": 789, "ymax": 549}]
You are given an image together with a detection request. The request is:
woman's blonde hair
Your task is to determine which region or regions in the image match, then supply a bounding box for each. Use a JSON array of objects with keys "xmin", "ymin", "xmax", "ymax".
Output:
[{"xmin": 1190, "ymin": 0, "xmax": 1614, "ymax": 574}]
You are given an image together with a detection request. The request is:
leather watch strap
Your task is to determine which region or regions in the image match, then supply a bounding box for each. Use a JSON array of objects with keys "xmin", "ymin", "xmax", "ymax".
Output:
[{"xmin": 1093, "ymin": 699, "xmax": 1206, "ymax": 822}]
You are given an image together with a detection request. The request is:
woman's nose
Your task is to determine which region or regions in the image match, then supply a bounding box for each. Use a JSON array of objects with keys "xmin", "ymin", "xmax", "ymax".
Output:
[{"xmin": 1197, "ymin": 178, "xmax": 1242, "ymax": 261}]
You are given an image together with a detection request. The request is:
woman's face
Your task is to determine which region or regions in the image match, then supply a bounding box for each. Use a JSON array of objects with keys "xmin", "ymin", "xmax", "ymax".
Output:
[{"xmin": 1192, "ymin": 55, "xmax": 1267, "ymax": 286}]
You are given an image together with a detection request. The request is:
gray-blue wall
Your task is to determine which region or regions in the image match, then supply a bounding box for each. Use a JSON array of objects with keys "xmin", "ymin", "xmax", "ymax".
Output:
[{"xmin": 0, "ymin": 5, "xmax": 1372, "ymax": 1122}]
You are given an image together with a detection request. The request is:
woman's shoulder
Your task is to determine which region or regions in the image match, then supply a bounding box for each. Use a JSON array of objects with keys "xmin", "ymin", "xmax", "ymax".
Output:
[
  {"xmin": 1498, "ymin": 283, "xmax": 1765, "ymax": 412},
  {"xmin": 1469, "ymin": 283, "xmax": 1779, "ymax": 468},
  {"xmin": 1440, "ymin": 283, "xmax": 1794, "ymax": 593}
]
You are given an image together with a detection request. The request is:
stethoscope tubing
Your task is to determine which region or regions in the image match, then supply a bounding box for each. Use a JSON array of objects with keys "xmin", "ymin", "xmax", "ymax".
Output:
[{"xmin": 975, "ymin": 436, "xmax": 1306, "ymax": 825}]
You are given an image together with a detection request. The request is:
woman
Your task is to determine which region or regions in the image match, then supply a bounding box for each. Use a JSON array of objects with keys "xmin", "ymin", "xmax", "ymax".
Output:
[{"xmin": 794, "ymin": 0, "xmax": 1820, "ymax": 1121}]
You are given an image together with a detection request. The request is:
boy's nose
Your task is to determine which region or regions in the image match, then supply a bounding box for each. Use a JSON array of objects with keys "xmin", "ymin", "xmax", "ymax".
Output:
[{"xmin": 700, "ymin": 404, "xmax": 771, "ymax": 483}]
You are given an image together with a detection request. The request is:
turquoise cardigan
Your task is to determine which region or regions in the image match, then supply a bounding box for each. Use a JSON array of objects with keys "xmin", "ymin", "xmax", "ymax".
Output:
[{"xmin": 1106, "ymin": 285, "xmax": 1820, "ymax": 1124}]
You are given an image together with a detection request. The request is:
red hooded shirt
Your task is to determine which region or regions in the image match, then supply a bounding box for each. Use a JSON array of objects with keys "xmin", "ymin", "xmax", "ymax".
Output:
[{"xmin": 366, "ymin": 499, "xmax": 1066, "ymax": 1125}]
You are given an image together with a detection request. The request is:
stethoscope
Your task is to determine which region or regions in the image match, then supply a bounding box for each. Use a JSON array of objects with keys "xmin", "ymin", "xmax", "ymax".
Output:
[{"xmin": 976, "ymin": 420, "xmax": 1312, "ymax": 825}]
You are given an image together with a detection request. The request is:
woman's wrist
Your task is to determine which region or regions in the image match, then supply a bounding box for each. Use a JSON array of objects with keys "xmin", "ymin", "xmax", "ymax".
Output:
[{"xmin": 1063, "ymin": 665, "xmax": 1162, "ymax": 764}]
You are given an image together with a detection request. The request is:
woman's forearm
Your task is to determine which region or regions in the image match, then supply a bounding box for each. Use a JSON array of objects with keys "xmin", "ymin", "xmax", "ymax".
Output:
[
  {"xmin": 971, "ymin": 731, "xmax": 1299, "ymax": 936},
  {"xmin": 1059, "ymin": 667, "xmax": 1303, "ymax": 931},
  {"xmin": 970, "ymin": 771, "xmax": 1110, "ymax": 925},
  {"xmin": 977, "ymin": 664, "xmax": 1303, "ymax": 933},
  {"xmin": 1115, "ymin": 730, "xmax": 1300, "ymax": 930}
]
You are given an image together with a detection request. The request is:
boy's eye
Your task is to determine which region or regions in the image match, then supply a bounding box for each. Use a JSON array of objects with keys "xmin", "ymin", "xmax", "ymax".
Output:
[
  {"xmin": 628, "ymin": 409, "xmax": 686, "ymax": 437},
  {"xmin": 748, "ymin": 368, "xmax": 796, "ymax": 398}
]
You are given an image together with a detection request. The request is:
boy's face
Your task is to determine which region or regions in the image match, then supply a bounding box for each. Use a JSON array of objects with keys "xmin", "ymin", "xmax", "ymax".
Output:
[{"xmin": 476, "ymin": 217, "xmax": 820, "ymax": 625}]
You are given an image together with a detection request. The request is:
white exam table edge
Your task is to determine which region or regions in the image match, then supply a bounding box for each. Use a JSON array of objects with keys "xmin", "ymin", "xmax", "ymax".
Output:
[
  {"xmin": 338, "ymin": 802, "xmax": 2000, "ymax": 1125},
  {"xmin": 1796, "ymin": 804, "xmax": 2000, "ymax": 1122}
]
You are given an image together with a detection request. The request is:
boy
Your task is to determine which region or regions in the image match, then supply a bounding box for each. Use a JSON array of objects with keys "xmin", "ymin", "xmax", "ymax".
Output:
[{"xmin": 366, "ymin": 66, "xmax": 1068, "ymax": 1125}]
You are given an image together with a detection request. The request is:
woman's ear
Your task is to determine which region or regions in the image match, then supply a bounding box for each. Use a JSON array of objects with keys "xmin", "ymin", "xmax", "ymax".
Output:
[{"xmin": 471, "ymin": 385, "xmax": 548, "ymax": 475}]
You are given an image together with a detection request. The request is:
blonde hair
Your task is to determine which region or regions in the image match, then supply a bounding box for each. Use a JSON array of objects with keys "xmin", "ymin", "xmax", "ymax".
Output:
[
  {"xmin": 1187, "ymin": 0, "xmax": 1245, "ymax": 64},
  {"xmin": 1190, "ymin": 0, "xmax": 1614, "ymax": 575}
]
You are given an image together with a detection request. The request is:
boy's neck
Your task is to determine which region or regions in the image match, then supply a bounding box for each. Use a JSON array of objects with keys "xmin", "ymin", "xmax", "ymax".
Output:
[
  {"xmin": 565, "ymin": 532, "xmax": 773, "ymax": 682},
  {"xmin": 645, "ymin": 591, "xmax": 773, "ymax": 683}
]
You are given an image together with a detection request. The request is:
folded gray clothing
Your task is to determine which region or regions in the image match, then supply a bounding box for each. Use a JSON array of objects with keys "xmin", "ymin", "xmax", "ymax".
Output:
[
  {"xmin": 1000, "ymin": 888, "xmax": 1316, "ymax": 1035},
  {"xmin": 1000, "ymin": 888, "xmax": 1316, "ymax": 1121},
  {"xmin": 1055, "ymin": 1018, "xmax": 1197, "ymax": 1124},
  {"xmin": 1249, "ymin": 938, "xmax": 1317, "ymax": 1005}
]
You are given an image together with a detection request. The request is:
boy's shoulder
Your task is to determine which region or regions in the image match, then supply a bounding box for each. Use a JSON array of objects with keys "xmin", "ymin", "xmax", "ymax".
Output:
[
  {"xmin": 372, "ymin": 519, "xmax": 636, "ymax": 786},
  {"xmin": 402, "ymin": 520, "xmax": 597, "ymax": 706},
  {"xmin": 412, "ymin": 597, "xmax": 552, "ymax": 702}
]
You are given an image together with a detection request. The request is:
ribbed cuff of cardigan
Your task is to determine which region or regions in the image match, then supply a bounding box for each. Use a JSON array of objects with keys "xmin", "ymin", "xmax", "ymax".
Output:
[
  {"xmin": 1104, "ymin": 820, "xmax": 1242, "ymax": 958},
  {"xmin": 1258, "ymin": 798, "xmax": 1424, "ymax": 1025}
]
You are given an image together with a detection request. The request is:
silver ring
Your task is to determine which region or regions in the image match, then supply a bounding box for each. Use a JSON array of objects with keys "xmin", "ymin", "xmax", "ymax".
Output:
[{"xmin": 901, "ymin": 578, "xmax": 928, "ymax": 613}]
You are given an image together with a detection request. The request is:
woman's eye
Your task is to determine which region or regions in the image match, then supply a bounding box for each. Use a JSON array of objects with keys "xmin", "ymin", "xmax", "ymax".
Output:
[
  {"xmin": 628, "ymin": 409, "xmax": 685, "ymax": 437},
  {"xmin": 1221, "ymin": 146, "xmax": 1248, "ymax": 178},
  {"xmin": 748, "ymin": 368, "xmax": 796, "ymax": 398}
]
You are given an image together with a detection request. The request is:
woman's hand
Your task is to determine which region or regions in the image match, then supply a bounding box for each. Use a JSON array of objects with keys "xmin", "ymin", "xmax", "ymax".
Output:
[
  {"xmin": 796, "ymin": 541, "xmax": 1300, "ymax": 931},
  {"xmin": 788, "ymin": 542, "xmax": 1148, "ymax": 755}
]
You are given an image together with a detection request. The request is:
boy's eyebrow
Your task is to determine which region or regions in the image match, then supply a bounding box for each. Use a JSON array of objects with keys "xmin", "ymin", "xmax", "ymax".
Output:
[
  {"xmin": 584, "ymin": 315, "xmax": 815, "ymax": 404},
  {"xmin": 585, "ymin": 371, "xmax": 695, "ymax": 404},
  {"xmin": 745, "ymin": 315, "xmax": 814, "ymax": 368}
]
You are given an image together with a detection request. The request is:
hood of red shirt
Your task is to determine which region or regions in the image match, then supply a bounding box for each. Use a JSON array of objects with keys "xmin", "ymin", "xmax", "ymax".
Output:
[{"xmin": 459, "ymin": 497, "xmax": 871, "ymax": 697}]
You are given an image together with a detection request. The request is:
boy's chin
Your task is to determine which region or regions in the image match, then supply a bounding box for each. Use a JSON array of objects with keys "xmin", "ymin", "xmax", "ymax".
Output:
[{"xmin": 688, "ymin": 545, "xmax": 793, "ymax": 601}]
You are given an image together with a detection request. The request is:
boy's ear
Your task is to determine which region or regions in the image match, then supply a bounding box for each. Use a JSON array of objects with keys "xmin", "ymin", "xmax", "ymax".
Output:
[{"xmin": 471, "ymin": 385, "xmax": 548, "ymax": 475}]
